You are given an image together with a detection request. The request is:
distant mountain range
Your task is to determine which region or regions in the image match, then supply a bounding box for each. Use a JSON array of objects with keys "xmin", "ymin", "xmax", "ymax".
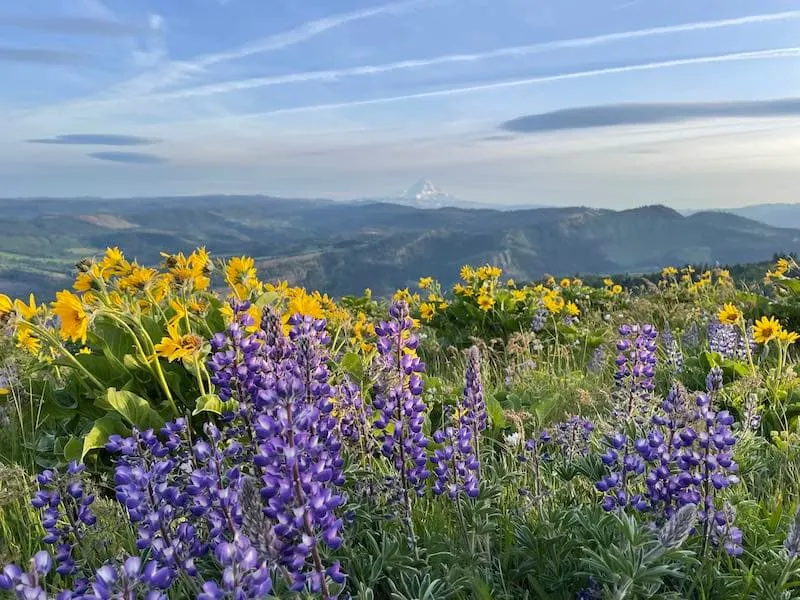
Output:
[{"xmin": 0, "ymin": 188, "xmax": 797, "ymax": 299}]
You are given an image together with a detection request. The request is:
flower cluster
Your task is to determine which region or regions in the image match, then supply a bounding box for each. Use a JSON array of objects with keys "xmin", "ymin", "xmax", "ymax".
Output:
[
  {"xmin": 31, "ymin": 462, "xmax": 96, "ymax": 583},
  {"xmin": 612, "ymin": 324, "xmax": 658, "ymax": 421},
  {"xmin": 707, "ymin": 319, "xmax": 750, "ymax": 360},
  {"xmin": 372, "ymin": 301, "xmax": 430, "ymax": 496},
  {"xmin": 661, "ymin": 323, "xmax": 683, "ymax": 374}
]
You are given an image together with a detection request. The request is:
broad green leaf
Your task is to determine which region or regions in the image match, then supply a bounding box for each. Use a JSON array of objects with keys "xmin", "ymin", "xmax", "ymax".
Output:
[
  {"xmin": 82, "ymin": 414, "xmax": 130, "ymax": 460},
  {"xmin": 486, "ymin": 394, "xmax": 506, "ymax": 429},
  {"xmin": 106, "ymin": 387, "xmax": 165, "ymax": 429},
  {"xmin": 88, "ymin": 317, "xmax": 136, "ymax": 365},
  {"xmin": 193, "ymin": 393, "xmax": 237, "ymax": 416},
  {"xmin": 63, "ymin": 436, "xmax": 83, "ymax": 463},
  {"xmin": 140, "ymin": 317, "xmax": 164, "ymax": 345},
  {"xmin": 340, "ymin": 352, "xmax": 365, "ymax": 382}
]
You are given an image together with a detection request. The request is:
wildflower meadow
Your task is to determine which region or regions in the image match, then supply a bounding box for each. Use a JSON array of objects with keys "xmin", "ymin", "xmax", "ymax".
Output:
[{"xmin": 2, "ymin": 248, "xmax": 800, "ymax": 599}]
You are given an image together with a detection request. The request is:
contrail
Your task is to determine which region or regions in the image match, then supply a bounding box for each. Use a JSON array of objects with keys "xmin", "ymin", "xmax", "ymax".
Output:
[
  {"xmin": 152, "ymin": 10, "xmax": 800, "ymax": 100},
  {"xmin": 110, "ymin": 0, "xmax": 429, "ymax": 96},
  {"xmin": 242, "ymin": 47, "xmax": 800, "ymax": 117}
]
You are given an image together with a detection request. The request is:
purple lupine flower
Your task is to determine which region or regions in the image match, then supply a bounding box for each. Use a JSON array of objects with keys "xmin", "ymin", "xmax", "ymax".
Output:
[
  {"xmin": 588, "ymin": 345, "xmax": 605, "ymax": 374},
  {"xmin": 462, "ymin": 346, "xmax": 487, "ymax": 440},
  {"xmin": 551, "ymin": 416, "xmax": 594, "ymax": 459},
  {"xmin": 432, "ymin": 411, "xmax": 479, "ymax": 499},
  {"xmin": 707, "ymin": 319, "xmax": 752, "ymax": 361},
  {"xmin": 30, "ymin": 461, "xmax": 96, "ymax": 581},
  {"xmin": 372, "ymin": 301, "xmax": 430, "ymax": 496},
  {"xmin": 682, "ymin": 322, "xmax": 699, "ymax": 349},
  {"xmin": 336, "ymin": 377, "xmax": 373, "ymax": 458},
  {"xmin": 662, "ymin": 323, "xmax": 683, "ymax": 374},
  {"xmin": 613, "ymin": 324, "xmax": 658, "ymax": 422},
  {"xmin": 531, "ymin": 308, "xmax": 547, "ymax": 333},
  {"xmin": 252, "ymin": 314, "xmax": 345, "ymax": 597}
]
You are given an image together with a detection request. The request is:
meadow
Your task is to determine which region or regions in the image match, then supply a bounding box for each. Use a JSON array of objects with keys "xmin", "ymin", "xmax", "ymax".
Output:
[{"xmin": 1, "ymin": 248, "xmax": 800, "ymax": 599}]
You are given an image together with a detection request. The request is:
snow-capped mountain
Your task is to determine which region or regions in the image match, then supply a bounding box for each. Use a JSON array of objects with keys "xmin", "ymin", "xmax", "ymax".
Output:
[{"xmin": 397, "ymin": 179, "xmax": 462, "ymax": 208}]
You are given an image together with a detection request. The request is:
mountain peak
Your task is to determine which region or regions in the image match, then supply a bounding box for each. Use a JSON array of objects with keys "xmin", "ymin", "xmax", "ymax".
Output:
[{"xmin": 401, "ymin": 179, "xmax": 445, "ymax": 202}]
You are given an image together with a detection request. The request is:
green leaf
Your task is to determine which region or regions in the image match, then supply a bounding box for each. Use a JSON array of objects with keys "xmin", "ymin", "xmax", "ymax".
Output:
[
  {"xmin": 82, "ymin": 414, "xmax": 130, "ymax": 460},
  {"xmin": 340, "ymin": 352, "xmax": 365, "ymax": 382},
  {"xmin": 140, "ymin": 317, "xmax": 164, "ymax": 345},
  {"xmin": 106, "ymin": 387, "xmax": 165, "ymax": 429},
  {"xmin": 63, "ymin": 436, "xmax": 83, "ymax": 463},
  {"xmin": 193, "ymin": 393, "xmax": 237, "ymax": 416},
  {"xmin": 88, "ymin": 317, "xmax": 136, "ymax": 365},
  {"xmin": 486, "ymin": 394, "xmax": 506, "ymax": 429}
]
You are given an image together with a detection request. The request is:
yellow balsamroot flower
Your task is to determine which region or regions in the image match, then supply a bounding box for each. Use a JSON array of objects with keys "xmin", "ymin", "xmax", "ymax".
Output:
[
  {"xmin": 78, "ymin": 347, "xmax": 92, "ymax": 355},
  {"xmin": 560, "ymin": 278, "xmax": 571, "ymax": 288},
  {"xmin": 16, "ymin": 328, "xmax": 40, "ymax": 355},
  {"xmin": 511, "ymin": 290, "xmax": 527, "ymax": 303},
  {"xmin": 393, "ymin": 288, "xmax": 412, "ymax": 303},
  {"xmin": 438, "ymin": 301, "xmax": 449, "ymax": 310},
  {"xmin": 506, "ymin": 278, "xmax": 516, "ymax": 288},
  {"xmin": 572, "ymin": 278, "xmax": 583, "ymax": 287},
  {"xmin": 611, "ymin": 284, "xmax": 622, "ymax": 295},
  {"xmin": 118, "ymin": 264, "xmax": 158, "ymax": 293},
  {"xmin": 225, "ymin": 256, "xmax": 259, "ymax": 299},
  {"xmin": 566, "ymin": 301, "xmax": 580, "ymax": 317},
  {"xmin": 775, "ymin": 258, "xmax": 790, "ymax": 276},
  {"xmin": 603, "ymin": 278, "xmax": 614, "ymax": 287},
  {"xmin": 477, "ymin": 265, "xmax": 501, "ymax": 280},
  {"xmin": 477, "ymin": 294, "xmax": 495, "ymax": 311},
  {"xmin": 419, "ymin": 302, "xmax": 435, "ymax": 321},
  {"xmin": 545, "ymin": 276, "xmax": 556, "ymax": 288},
  {"xmin": 100, "ymin": 246, "xmax": 130, "ymax": 278},
  {"xmin": 74, "ymin": 263, "xmax": 105, "ymax": 293},
  {"xmin": 51, "ymin": 290, "xmax": 89, "ymax": 344},
  {"xmin": 752, "ymin": 316, "xmax": 783, "ymax": 344},
  {"xmin": 418, "ymin": 277, "xmax": 433, "ymax": 289},
  {"xmin": 286, "ymin": 290, "xmax": 324, "ymax": 320},
  {"xmin": 0, "ymin": 294, "xmax": 13, "ymax": 317},
  {"xmin": 543, "ymin": 292, "xmax": 564, "ymax": 313},
  {"xmin": 154, "ymin": 322, "xmax": 204, "ymax": 362},
  {"xmin": 718, "ymin": 303, "xmax": 742, "ymax": 325},
  {"xmin": 777, "ymin": 329, "xmax": 800, "ymax": 344},
  {"xmin": 460, "ymin": 265, "xmax": 475, "ymax": 282},
  {"xmin": 14, "ymin": 293, "xmax": 40, "ymax": 321},
  {"xmin": 453, "ymin": 283, "xmax": 468, "ymax": 296},
  {"xmin": 662, "ymin": 266, "xmax": 678, "ymax": 277}
]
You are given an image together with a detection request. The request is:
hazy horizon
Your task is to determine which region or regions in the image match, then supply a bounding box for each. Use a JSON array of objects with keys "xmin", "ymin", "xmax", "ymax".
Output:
[{"xmin": 2, "ymin": 0, "xmax": 800, "ymax": 208}]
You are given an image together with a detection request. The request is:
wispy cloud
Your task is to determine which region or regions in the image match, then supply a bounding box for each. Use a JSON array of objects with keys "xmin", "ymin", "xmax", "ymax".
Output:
[
  {"xmin": 113, "ymin": 0, "xmax": 429, "ymax": 96},
  {"xmin": 0, "ymin": 16, "xmax": 140, "ymax": 36},
  {"xmin": 239, "ymin": 47, "xmax": 800, "ymax": 117},
  {"xmin": 28, "ymin": 134, "xmax": 159, "ymax": 145},
  {"xmin": 88, "ymin": 151, "xmax": 166, "ymax": 164},
  {"xmin": 145, "ymin": 10, "xmax": 800, "ymax": 101},
  {"xmin": 500, "ymin": 100, "xmax": 800, "ymax": 133},
  {"xmin": 0, "ymin": 47, "xmax": 89, "ymax": 65}
]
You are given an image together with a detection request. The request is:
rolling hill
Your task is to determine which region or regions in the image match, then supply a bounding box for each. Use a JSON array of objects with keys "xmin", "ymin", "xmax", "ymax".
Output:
[{"xmin": 0, "ymin": 195, "xmax": 797, "ymax": 298}]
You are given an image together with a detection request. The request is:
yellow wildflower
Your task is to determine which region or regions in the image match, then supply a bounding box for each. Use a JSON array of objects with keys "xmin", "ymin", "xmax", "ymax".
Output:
[
  {"xmin": 477, "ymin": 294, "xmax": 495, "ymax": 311},
  {"xmin": 225, "ymin": 256, "xmax": 259, "ymax": 299},
  {"xmin": 560, "ymin": 278, "xmax": 571, "ymax": 288},
  {"xmin": 511, "ymin": 290, "xmax": 527, "ymax": 303},
  {"xmin": 14, "ymin": 293, "xmax": 40, "ymax": 321},
  {"xmin": 100, "ymin": 247, "xmax": 130, "ymax": 278},
  {"xmin": 545, "ymin": 276, "xmax": 556, "ymax": 288},
  {"xmin": 118, "ymin": 264, "xmax": 158, "ymax": 293},
  {"xmin": 603, "ymin": 278, "xmax": 614, "ymax": 287},
  {"xmin": 662, "ymin": 266, "xmax": 678, "ymax": 277},
  {"xmin": 566, "ymin": 301, "xmax": 580, "ymax": 317},
  {"xmin": 418, "ymin": 277, "xmax": 433, "ymax": 289},
  {"xmin": 286, "ymin": 290, "xmax": 324, "ymax": 319},
  {"xmin": 154, "ymin": 321, "xmax": 204, "ymax": 362},
  {"xmin": 460, "ymin": 265, "xmax": 475, "ymax": 282},
  {"xmin": 438, "ymin": 301, "xmax": 449, "ymax": 310},
  {"xmin": 0, "ymin": 294, "xmax": 12, "ymax": 317},
  {"xmin": 16, "ymin": 328, "xmax": 40, "ymax": 354},
  {"xmin": 717, "ymin": 303, "xmax": 742, "ymax": 325},
  {"xmin": 393, "ymin": 288, "xmax": 412, "ymax": 303},
  {"xmin": 506, "ymin": 278, "xmax": 516, "ymax": 288},
  {"xmin": 572, "ymin": 278, "xmax": 583, "ymax": 287},
  {"xmin": 776, "ymin": 258, "xmax": 790, "ymax": 276},
  {"xmin": 611, "ymin": 284, "xmax": 622, "ymax": 295},
  {"xmin": 753, "ymin": 316, "xmax": 782, "ymax": 344},
  {"xmin": 74, "ymin": 263, "xmax": 105, "ymax": 293},
  {"xmin": 419, "ymin": 303, "xmax": 435, "ymax": 321},
  {"xmin": 778, "ymin": 329, "xmax": 800, "ymax": 344},
  {"xmin": 78, "ymin": 347, "xmax": 92, "ymax": 355},
  {"xmin": 51, "ymin": 290, "xmax": 89, "ymax": 343}
]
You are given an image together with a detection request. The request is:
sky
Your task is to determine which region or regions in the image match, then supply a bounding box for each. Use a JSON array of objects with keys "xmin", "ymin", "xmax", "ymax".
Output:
[{"xmin": 1, "ymin": 0, "xmax": 800, "ymax": 208}]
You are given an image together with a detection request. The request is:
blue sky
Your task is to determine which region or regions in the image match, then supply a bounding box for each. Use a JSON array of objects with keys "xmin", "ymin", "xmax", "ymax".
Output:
[{"xmin": 2, "ymin": 0, "xmax": 800, "ymax": 207}]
